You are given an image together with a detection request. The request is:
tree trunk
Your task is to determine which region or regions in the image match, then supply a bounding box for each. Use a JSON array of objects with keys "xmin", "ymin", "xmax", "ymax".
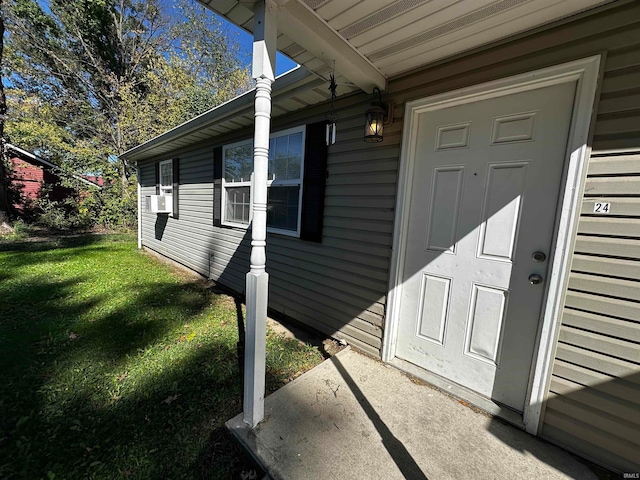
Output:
[{"xmin": 0, "ymin": 0, "xmax": 13, "ymax": 233}]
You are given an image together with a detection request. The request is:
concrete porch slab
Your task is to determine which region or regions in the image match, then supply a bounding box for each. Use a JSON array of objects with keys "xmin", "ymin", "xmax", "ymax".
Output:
[{"xmin": 227, "ymin": 347, "xmax": 598, "ymax": 480}]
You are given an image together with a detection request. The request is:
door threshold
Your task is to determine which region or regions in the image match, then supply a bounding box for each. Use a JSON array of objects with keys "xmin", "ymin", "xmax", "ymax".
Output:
[{"xmin": 389, "ymin": 357, "xmax": 525, "ymax": 429}]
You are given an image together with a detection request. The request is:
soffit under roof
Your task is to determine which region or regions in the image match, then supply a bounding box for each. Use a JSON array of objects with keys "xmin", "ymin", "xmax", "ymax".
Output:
[
  {"xmin": 199, "ymin": 0, "xmax": 611, "ymax": 92},
  {"xmin": 125, "ymin": 0, "xmax": 615, "ymax": 162},
  {"xmin": 122, "ymin": 68, "xmax": 332, "ymax": 162}
]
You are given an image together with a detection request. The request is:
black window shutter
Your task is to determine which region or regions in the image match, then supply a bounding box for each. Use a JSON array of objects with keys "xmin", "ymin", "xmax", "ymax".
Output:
[
  {"xmin": 301, "ymin": 121, "xmax": 328, "ymax": 242},
  {"xmin": 155, "ymin": 162, "xmax": 160, "ymax": 195},
  {"xmin": 172, "ymin": 158, "xmax": 179, "ymax": 219},
  {"xmin": 213, "ymin": 147, "xmax": 223, "ymax": 227}
]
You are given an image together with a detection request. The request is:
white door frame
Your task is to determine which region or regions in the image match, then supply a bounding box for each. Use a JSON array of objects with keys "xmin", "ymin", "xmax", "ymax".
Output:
[{"xmin": 383, "ymin": 55, "xmax": 601, "ymax": 434}]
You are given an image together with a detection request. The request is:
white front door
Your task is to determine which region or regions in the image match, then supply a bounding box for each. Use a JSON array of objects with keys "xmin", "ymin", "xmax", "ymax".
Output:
[{"xmin": 395, "ymin": 81, "xmax": 576, "ymax": 412}]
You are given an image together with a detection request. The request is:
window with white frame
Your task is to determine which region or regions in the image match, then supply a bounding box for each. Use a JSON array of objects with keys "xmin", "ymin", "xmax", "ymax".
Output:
[
  {"xmin": 222, "ymin": 126, "xmax": 305, "ymax": 236},
  {"xmin": 159, "ymin": 159, "xmax": 173, "ymax": 196}
]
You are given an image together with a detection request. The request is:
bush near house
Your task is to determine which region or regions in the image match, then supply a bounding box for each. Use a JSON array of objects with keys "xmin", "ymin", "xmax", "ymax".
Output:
[
  {"xmin": 0, "ymin": 234, "xmax": 324, "ymax": 479},
  {"xmin": 10, "ymin": 178, "xmax": 137, "ymax": 233}
]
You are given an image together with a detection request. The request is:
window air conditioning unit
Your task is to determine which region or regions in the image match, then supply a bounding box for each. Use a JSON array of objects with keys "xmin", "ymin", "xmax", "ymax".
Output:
[{"xmin": 150, "ymin": 195, "xmax": 173, "ymax": 214}]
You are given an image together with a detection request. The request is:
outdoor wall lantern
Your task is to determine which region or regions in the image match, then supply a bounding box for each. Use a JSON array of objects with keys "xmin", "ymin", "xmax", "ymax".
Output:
[{"xmin": 364, "ymin": 87, "xmax": 393, "ymax": 143}]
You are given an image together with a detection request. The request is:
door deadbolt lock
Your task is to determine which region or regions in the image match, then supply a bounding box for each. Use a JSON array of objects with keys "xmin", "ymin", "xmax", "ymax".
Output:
[
  {"xmin": 529, "ymin": 274, "xmax": 543, "ymax": 285},
  {"xmin": 532, "ymin": 251, "xmax": 547, "ymax": 262}
]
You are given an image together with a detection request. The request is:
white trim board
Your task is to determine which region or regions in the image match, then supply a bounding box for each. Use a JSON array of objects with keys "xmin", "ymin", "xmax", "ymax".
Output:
[
  {"xmin": 383, "ymin": 55, "xmax": 601, "ymax": 434},
  {"xmin": 7, "ymin": 143, "xmax": 102, "ymax": 189},
  {"xmin": 137, "ymin": 166, "xmax": 142, "ymax": 250}
]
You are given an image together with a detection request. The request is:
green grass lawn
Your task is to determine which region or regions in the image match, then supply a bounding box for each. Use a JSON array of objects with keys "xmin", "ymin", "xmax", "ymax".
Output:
[{"xmin": 0, "ymin": 234, "xmax": 325, "ymax": 479}]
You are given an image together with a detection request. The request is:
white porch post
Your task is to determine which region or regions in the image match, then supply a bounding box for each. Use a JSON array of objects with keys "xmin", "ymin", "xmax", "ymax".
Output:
[{"xmin": 244, "ymin": 0, "xmax": 277, "ymax": 428}]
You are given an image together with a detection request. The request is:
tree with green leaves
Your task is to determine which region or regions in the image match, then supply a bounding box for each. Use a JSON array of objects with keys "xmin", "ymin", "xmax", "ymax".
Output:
[
  {"xmin": 6, "ymin": 0, "xmax": 170, "ymax": 187},
  {"xmin": 2, "ymin": 0, "xmax": 251, "ymax": 230},
  {"xmin": 170, "ymin": 0, "xmax": 252, "ymax": 119},
  {"xmin": 5, "ymin": 0, "xmax": 251, "ymax": 182},
  {"xmin": 0, "ymin": 0, "xmax": 10, "ymax": 233}
]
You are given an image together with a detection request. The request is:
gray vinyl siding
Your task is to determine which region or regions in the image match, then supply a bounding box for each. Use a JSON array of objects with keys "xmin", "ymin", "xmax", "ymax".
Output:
[
  {"xmin": 138, "ymin": 0, "xmax": 640, "ymax": 471},
  {"xmin": 549, "ymin": 6, "xmax": 640, "ymax": 475},
  {"xmin": 367, "ymin": 1, "xmax": 639, "ymax": 473},
  {"xmin": 140, "ymin": 102, "xmax": 395, "ymax": 356}
]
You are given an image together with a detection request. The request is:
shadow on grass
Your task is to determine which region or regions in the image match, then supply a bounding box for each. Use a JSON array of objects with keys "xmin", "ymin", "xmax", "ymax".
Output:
[
  {"xmin": 2, "ymin": 341, "xmax": 255, "ymax": 479},
  {"xmin": 0, "ymin": 239, "xmax": 267, "ymax": 479},
  {"xmin": 76, "ymin": 282, "xmax": 214, "ymax": 360},
  {"xmin": 0, "ymin": 233, "xmax": 114, "ymax": 253},
  {"xmin": 0, "ymin": 277, "xmax": 102, "ymax": 366},
  {"xmin": 0, "ymin": 235, "xmax": 130, "ymax": 273}
]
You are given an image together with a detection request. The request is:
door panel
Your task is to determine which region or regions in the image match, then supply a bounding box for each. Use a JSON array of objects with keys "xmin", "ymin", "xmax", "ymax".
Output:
[
  {"xmin": 416, "ymin": 274, "xmax": 450, "ymax": 345},
  {"xmin": 426, "ymin": 167, "xmax": 464, "ymax": 253},
  {"xmin": 465, "ymin": 284, "xmax": 508, "ymax": 365},
  {"xmin": 396, "ymin": 81, "xmax": 577, "ymax": 412},
  {"xmin": 478, "ymin": 162, "xmax": 528, "ymax": 261}
]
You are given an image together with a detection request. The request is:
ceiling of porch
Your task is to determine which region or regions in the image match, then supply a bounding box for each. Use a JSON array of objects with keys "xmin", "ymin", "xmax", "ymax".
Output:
[{"xmin": 199, "ymin": 0, "xmax": 611, "ymax": 93}]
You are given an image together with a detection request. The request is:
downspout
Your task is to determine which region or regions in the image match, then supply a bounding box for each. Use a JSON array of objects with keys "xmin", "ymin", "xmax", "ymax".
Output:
[
  {"xmin": 244, "ymin": 0, "xmax": 277, "ymax": 428},
  {"xmin": 137, "ymin": 165, "xmax": 142, "ymax": 250}
]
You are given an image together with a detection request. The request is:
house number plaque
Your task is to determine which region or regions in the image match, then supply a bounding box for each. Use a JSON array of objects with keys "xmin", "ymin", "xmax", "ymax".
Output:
[{"xmin": 593, "ymin": 202, "xmax": 611, "ymax": 214}]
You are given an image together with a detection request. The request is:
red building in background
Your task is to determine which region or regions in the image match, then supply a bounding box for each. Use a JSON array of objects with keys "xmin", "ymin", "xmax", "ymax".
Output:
[{"xmin": 7, "ymin": 144, "xmax": 102, "ymax": 211}]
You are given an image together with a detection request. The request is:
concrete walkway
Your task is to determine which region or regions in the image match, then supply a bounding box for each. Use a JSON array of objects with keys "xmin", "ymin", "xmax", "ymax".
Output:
[{"xmin": 227, "ymin": 347, "xmax": 598, "ymax": 480}]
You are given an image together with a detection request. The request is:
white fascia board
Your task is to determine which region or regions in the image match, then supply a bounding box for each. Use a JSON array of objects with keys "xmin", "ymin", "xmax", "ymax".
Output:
[
  {"xmin": 121, "ymin": 67, "xmax": 317, "ymax": 162},
  {"xmin": 278, "ymin": 1, "xmax": 386, "ymax": 93},
  {"xmin": 6, "ymin": 143, "xmax": 102, "ymax": 189},
  {"xmin": 7, "ymin": 143, "xmax": 59, "ymax": 170}
]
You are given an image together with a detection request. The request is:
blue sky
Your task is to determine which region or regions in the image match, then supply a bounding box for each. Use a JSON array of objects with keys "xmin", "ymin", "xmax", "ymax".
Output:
[
  {"xmin": 161, "ymin": 0, "xmax": 299, "ymax": 77},
  {"xmin": 38, "ymin": 0, "xmax": 298, "ymax": 76},
  {"xmin": 222, "ymin": 18, "xmax": 299, "ymax": 77}
]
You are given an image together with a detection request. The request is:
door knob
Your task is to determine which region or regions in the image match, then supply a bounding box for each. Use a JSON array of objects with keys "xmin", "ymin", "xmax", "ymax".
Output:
[
  {"xmin": 529, "ymin": 274, "xmax": 543, "ymax": 285},
  {"xmin": 532, "ymin": 251, "xmax": 547, "ymax": 262}
]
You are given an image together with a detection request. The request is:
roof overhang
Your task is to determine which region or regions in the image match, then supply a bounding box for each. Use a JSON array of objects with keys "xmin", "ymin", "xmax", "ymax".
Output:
[
  {"xmin": 274, "ymin": 0, "xmax": 386, "ymax": 91},
  {"xmin": 121, "ymin": 67, "xmax": 330, "ymax": 162},
  {"xmin": 199, "ymin": 0, "xmax": 613, "ymax": 93},
  {"xmin": 124, "ymin": 0, "xmax": 618, "ymax": 163},
  {"xmin": 7, "ymin": 143, "xmax": 102, "ymax": 189}
]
